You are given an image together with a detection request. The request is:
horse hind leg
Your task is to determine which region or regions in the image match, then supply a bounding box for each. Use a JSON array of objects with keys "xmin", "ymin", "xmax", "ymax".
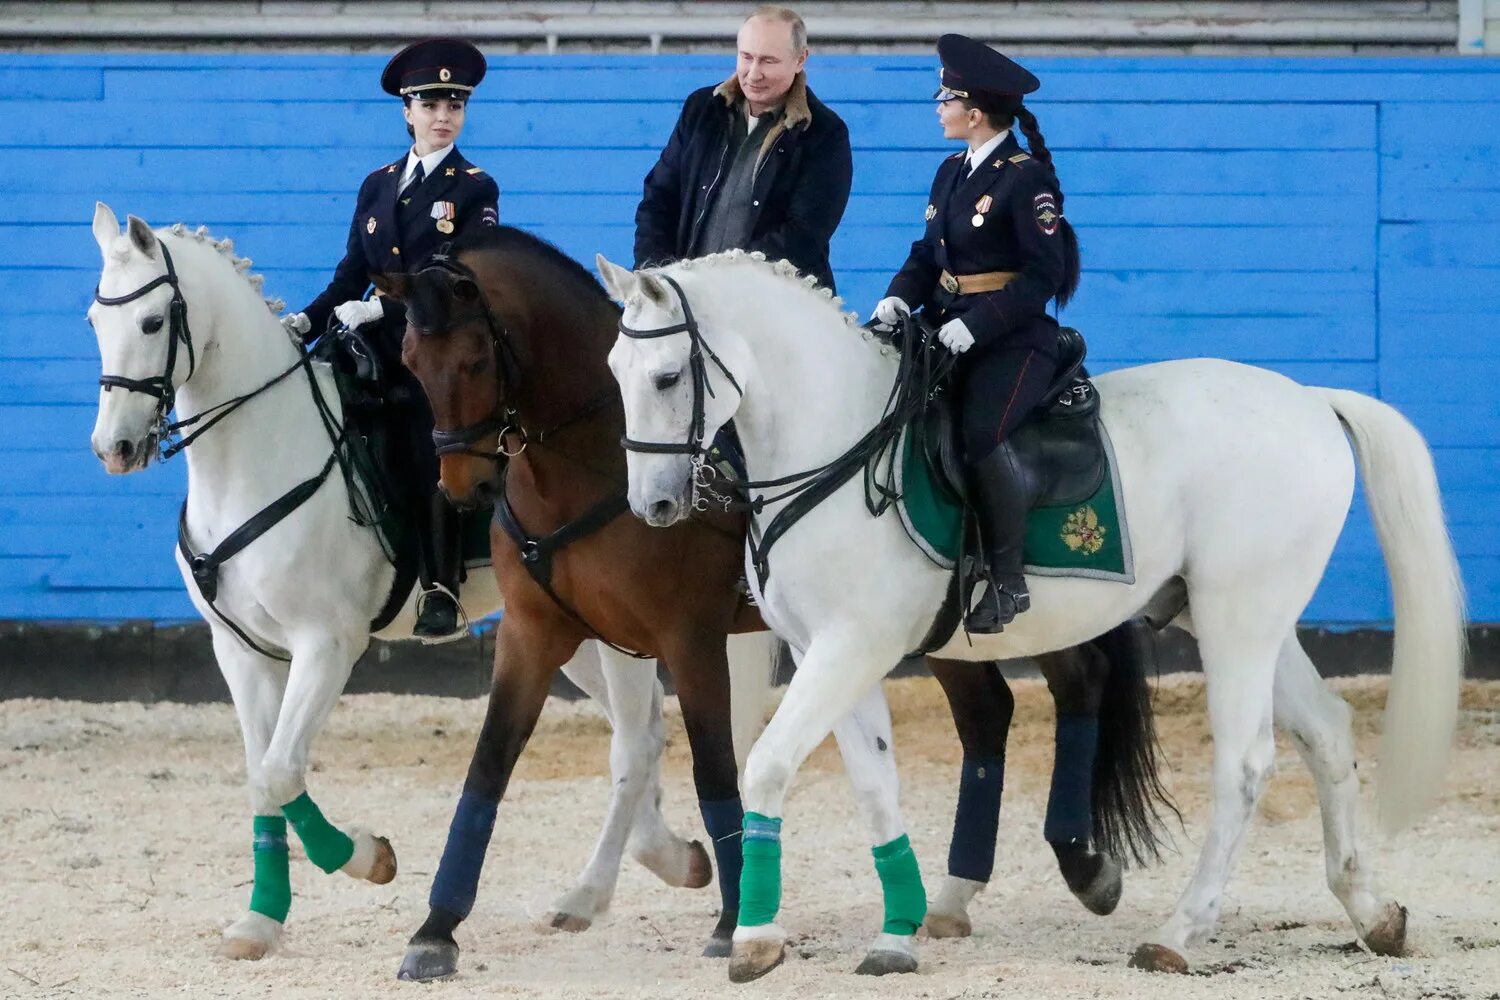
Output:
[
  {"xmin": 1272, "ymin": 632, "xmax": 1407, "ymax": 955},
  {"xmin": 544, "ymin": 644, "xmax": 681, "ymax": 932},
  {"xmin": 212, "ymin": 630, "xmax": 291, "ymax": 961},
  {"xmin": 1130, "ymin": 603, "xmax": 1281, "ymax": 974},
  {"xmin": 923, "ymin": 657, "xmax": 1014, "ymax": 939}
]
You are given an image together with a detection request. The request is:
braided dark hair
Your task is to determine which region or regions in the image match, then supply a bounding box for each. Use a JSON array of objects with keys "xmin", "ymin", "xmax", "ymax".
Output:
[{"xmin": 961, "ymin": 96, "xmax": 1081, "ymax": 308}]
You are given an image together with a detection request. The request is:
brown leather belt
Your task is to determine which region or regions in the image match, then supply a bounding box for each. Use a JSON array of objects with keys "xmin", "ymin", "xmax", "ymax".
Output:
[{"xmin": 939, "ymin": 269, "xmax": 1018, "ymax": 295}]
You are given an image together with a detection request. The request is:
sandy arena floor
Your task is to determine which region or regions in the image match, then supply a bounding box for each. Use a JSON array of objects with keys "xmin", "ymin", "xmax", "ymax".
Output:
[{"xmin": 1, "ymin": 673, "xmax": 1497, "ymax": 1000}]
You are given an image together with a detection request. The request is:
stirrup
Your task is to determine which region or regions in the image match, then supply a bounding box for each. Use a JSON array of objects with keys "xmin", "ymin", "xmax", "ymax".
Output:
[
  {"xmin": 414, "ymin": 583, "xmax": 469, "ymax": 645},
  {"xmin": 965, "ymin": 575, "xmax": 1029, "ymax": 634}
]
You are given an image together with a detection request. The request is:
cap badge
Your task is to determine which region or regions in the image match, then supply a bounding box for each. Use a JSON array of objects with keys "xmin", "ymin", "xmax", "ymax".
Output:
[{"xmin": 439, "ymin": 67, "xmax": 451, "ymax": 82}]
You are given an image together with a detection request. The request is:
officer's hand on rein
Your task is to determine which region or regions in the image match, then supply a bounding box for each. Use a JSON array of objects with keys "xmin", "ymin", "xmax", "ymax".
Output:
[
  {"xmin": 872, "ymin": 296, "xmax": 911, "ymax": 326},
  {"xmin": 938, "ymin": 317, "xmax": 975, "ymax": 354},
  {"xmin": 334, "ymin": 299, "xmax": 385, "ymax": 329}
]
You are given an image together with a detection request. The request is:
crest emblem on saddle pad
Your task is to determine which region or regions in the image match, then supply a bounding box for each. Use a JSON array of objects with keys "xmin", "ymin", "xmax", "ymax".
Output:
[
  {"xmin": 1034, "ymin": 192, "xmax": 1060, "ymax": 236},
  {"xmin": 366, "ymin": 216, "xmax": 377, "ymax": 234},
  {"xmin": 1061, "ymin": 505, "xmax": 1106, "ymax": 555}
]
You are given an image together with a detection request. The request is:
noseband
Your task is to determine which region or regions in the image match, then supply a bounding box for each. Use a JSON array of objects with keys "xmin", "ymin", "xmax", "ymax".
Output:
[{"xmin": 94, "ymin": 242, "xmax": 196, "ymax": 444}]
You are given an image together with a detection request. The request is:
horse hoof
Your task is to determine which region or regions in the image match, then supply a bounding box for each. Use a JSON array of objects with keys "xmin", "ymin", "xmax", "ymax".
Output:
[
  {"xmin": 923, "ymin": 910, "xmax": 972, "ymax": 939},
  {"xmin": 1128, "ymin": 942, "xmax": 1189, "ymax": 974},
  {"xmin": 397, "ymin": 939, "xmax": 459, "ymax": 981},
  {"xmin": 368, "ymin": 836, "xmax": 398, "ymax": 885},
  {"xmin": 546, "ymin": 912, "xmax": 593, "ymax": 934},
  {"xmin": 217, "ymin": 935, "xmax": 271, "ymax": 961},
  {"xmin": 855, "ymin": 950, "xmax": 919, "ymax": 976},
  {"xmin": 1074, "ymin": 857, "xmax": 1123, "ymax": 916},
  {"xmin": 703, "ymin": 932, "xmax": 733, "ymax": 959},
  {"xmin": 728, "ymin": 938, "xmax": 785, "ymax": 983},
  {"xmin": 683, "ymin": 839, "xmax": 713, "ymax": 890},
  {"xmin": 1364, "ymin": 903, "xmax": 1408, "ymax": 956}
]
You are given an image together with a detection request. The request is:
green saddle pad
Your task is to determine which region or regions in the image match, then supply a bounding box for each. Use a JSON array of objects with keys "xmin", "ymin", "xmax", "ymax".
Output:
[{"xmin": 895, "ymin": 425, "xmax": 1134, "ymax": 584}]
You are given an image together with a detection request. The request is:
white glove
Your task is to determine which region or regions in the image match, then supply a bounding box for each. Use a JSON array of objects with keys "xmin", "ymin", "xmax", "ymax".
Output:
[
  {"xmin": 872, "ymin": 296, "xmax": 911, "ymax": 326},
  {"xmin": 280, "ymin": 312, "xmax": 311, "ymax": 337},
  {"xmin": 938, "ymin": 317, "xmax": 975, "ymax": 354},
  {"xmin": 334, "ymin": 299, "xmax": 385, "ymax": 329}
]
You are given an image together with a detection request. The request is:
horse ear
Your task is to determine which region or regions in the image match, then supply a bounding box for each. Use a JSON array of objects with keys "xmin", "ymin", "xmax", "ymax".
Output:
[
  {"xmin": 92, "ymin": 202, "xmax": 120, "ymax": 255},
  {"xmin": 125, "ymin": 215, "xmax": 158, "ymax": 259},
  {"xmin": 372, "ymin": 272, "xmax": 412, "ymax": 302},
  {"xmin": 637, "ymin": 272, "xmax": 671, "ymax": 308},
  {"xmin": 595, "ymin": 253, "xmax": 637, "ymax": 303}
]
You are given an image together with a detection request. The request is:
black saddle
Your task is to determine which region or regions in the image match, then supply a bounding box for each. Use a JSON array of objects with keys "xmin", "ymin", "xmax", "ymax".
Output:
[{"xmin": 919, "ymin": 325, "xmax": 1105, "ymax": 511}]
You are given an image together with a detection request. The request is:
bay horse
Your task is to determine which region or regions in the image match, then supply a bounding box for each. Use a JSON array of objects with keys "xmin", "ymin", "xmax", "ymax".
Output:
[
  {"xmin": 380, "ymin": 227, "xmax": 1174, "ymax": 979},
  {"xmin": 84, "ymin": 204, "xmax": 717, "ymax": 963},
  {"xmin": 598, "ymin": 249, "xmax": 1465, "ymax": 980}
]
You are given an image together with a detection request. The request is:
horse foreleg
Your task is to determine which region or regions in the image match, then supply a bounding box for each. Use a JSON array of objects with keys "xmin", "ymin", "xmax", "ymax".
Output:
[
  {"xmin": 398, "ymin": 618, "xmax": 568, "ymax": 981},
  {"xmin": 924, "ymin": 657, "xmax": 1013, "ymax": 939},
  {"xmin": 212, "ymin": 628, "xmax": 291, "ymax": 960},
  {"xmin": 660, "ymin": 628, "xmax": 743, "ymax": 958},
  {"xmin": 831, "ymin": 682, "xmax": 923, "ymax": 977},
  {"xmin": 730, "ymin": 625, "xmax": 914, "ymax": 983}
]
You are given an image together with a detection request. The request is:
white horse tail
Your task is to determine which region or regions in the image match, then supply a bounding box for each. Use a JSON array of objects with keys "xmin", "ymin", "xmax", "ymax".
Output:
[{"xmin": 1317, "ymin": 388, "xmax": 1467, "ymax": 834}]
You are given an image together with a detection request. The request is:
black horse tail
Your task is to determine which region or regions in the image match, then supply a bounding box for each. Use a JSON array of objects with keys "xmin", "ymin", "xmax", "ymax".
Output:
[{"xmin": 1088, "ymin": 619, "xmax": 1181, "ymax": 867}]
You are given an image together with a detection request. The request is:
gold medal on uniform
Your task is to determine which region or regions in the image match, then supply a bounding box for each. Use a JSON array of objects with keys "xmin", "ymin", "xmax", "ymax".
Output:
[
  {"xmin": 437, "ymin": 219, "xmax": 454, "ymax": 234},
  {"xmin": 972, "ymin": 194, "xmax": 993, "ymax": 228},
  {"xmin": 431, "ymin": 200, "xmax": 456, "ymax": 234},
  {"xmin": 366, "ymin": 216, "xmax": 377, "ymax": 234}
]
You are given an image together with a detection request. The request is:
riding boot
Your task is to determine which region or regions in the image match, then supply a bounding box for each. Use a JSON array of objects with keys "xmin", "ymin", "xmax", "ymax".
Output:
[
  {"xmin": 965, "ymin": 440, "xmax": 1033, "ymax": 634},
  {"xmin": 414, "ymin": 494, "xmax": 465, "ymax": 642}
]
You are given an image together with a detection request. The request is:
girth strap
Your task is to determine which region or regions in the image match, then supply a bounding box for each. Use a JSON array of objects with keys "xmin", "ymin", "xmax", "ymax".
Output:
[
  {"xmin": 177, "ymin": 444, "xmax": 343, "ymax": 662},
  {"xmin": 491, "ymin": 488, "xmax": 651, "ymax": 659}
]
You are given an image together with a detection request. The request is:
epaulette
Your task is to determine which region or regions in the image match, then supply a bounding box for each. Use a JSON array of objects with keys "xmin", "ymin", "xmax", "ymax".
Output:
[
  {"xmin": 946, "ymin": 152, "xmax": 964, "ymax": 160},
  {"xmin": 465, "ymin": 166, "xmax": 486, "ymax": 176},
  {"xmin": 1008, "ymin": 153, "xmax": 1031, "ymax": 164}
]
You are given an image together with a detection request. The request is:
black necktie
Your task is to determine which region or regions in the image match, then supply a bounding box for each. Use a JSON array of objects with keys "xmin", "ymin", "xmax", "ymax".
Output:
[
  {"xmin": 401, "ymin": 161, "xmax": 426, "ymax": 201},
  {"xmin": 957, "ymin": 158, "xmax": 972, "ymax": 188}
]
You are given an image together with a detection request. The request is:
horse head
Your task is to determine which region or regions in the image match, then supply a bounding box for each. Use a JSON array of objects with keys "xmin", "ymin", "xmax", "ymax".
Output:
[
  {"xmin": 597, "ymin": 254, "xmax": 748, "ymax": 528},
  {"xmin": 88, "ymin": 202, "xmax": 194, "ymax": 473}
]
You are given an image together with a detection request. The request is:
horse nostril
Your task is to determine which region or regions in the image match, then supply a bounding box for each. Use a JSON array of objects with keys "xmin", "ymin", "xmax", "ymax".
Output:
[
  {"xmin": 117, "ymin": 439, "xmax": 135, "ymax": 462},
  {"xmin": 648, "ymin": 499, "xmax": 676, "ymax": 522},
  {"xmin": 473, "ymin": 479, "xmax": 497, "ymax": 504}
]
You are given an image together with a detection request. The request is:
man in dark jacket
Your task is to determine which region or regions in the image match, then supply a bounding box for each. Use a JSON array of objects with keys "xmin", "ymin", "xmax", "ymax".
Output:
[{"xmin": 633, "ymin": 5, "xmax": 852, "ymax": 291}]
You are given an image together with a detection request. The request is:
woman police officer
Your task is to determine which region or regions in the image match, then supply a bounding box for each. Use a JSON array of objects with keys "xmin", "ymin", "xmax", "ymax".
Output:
[
  {"xmin": 872, "ymin": 34, "xmax": 1081, "ymax": 634},
  {"xmin": 282, "ymin": 38, "xmax": 500, "ymax": 641}
]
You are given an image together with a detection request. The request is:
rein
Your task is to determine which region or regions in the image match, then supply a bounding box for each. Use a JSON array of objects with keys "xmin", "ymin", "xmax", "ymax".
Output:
[{"xmin": 617, "ymin": 278, "xmax": 954, "ymax": 586}]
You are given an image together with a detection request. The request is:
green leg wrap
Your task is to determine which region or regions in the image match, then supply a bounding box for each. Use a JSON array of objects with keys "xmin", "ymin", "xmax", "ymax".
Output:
[
  {"xmin": 281, "ymin": 792, "xmax": 354, "ymax": 874},
  {"xmin": 249, "ymin": 815, "xmax": 291, "ymax": 923},
  {"xmin": 872, "ymin": 834, "xmax": 926, "ymax": 936},
  {"xmin": 739, "ymin": 812, "xmax": 783, "ymax": 927}
]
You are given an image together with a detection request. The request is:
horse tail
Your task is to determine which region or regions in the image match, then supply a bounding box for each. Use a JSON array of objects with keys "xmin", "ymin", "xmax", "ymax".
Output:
[
  {"xmin": 725, "ymin": 631, "xmax": 779, "ymax": 774},
  {"xmin": 1089, "ymin": 619, "xmax": 1181, "ymax": 866},
  {"xmin": 1316, "ymin": 388, "xmax": 1466, "ymax": 834}
]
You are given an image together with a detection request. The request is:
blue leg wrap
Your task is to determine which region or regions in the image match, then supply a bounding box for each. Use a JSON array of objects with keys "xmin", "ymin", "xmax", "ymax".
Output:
[
  {"xmin": 1045, "ymin": 714, "xmax": 1098, "ymax": 845},
  {"xmin": 947, "ymin": 754, "xmax": 1005, "ymax": 882},
  {"xmin": 699, "ymin": 796, "xmax": 744, "ymax": 913},
  {"xmin": 429, "ymin": 790, "xmax": 499, "ymax": 919}
]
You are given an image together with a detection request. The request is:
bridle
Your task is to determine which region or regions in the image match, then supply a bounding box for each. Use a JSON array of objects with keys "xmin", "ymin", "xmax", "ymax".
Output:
[{"xmin": 94, "ymin": 242, "xmax": 197, "ymax": 450}]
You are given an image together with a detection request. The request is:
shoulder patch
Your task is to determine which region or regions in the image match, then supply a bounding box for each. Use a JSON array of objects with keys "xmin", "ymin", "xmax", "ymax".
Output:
[
  {"xmin": 1033, "ymin": 191, "xmax": 1061, "ymax": 236},
  {"xmin": 1008, "ymin": 153, "xmax": 1031, "ymax": 164},
  {"xmin": 465, "ymin": 166, "xmax": 486, "ymax": 176}
]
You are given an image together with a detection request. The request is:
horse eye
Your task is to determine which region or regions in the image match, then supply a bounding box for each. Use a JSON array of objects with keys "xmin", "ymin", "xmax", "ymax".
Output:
[
  {"xmin": 141, "ymin": 315, "xmax": 165, "ymax": 334},
  {"xmin": 467, "ymin": 356, "xmax": 489, "ymax": 377},
  {"xmin": 654, "ymin": 371, "xmax": 681, "ymax": 392}
]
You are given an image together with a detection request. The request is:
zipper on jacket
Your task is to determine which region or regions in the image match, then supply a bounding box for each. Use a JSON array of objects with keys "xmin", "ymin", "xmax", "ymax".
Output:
[{"xmin": 687, "ymin": 133, "xmax": 733, "ymax": 252}]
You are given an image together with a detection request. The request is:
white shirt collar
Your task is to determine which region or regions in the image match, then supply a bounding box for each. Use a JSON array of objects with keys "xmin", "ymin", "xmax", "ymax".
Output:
[
  {"xmin": 402, "ymin": 144, "xmax": 455, "ymax": 186},
  {"xmin": 966, "ymin": 129, "xmax": 1012, "ymax": 173}
]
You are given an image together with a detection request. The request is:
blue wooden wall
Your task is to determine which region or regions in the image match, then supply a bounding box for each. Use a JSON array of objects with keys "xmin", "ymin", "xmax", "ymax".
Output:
[{"xmin": 2, "ymin": 53, "xmax": 1498, "ymax": 624}]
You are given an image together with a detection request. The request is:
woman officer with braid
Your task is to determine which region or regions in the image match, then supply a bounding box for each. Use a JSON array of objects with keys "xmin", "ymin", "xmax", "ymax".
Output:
[{"xmin": 872, "ymin": 34, "xmax": 1082, "ymax": 633}]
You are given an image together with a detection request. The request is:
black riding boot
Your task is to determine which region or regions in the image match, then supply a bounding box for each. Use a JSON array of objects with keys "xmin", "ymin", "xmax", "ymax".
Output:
[
  {"xmin": 966, "ymin": 440, "xmax": 1032, "ymax": 634},
  {"xmin": 414, "ymin": 494, "xmax": 464, "ymax": 642}
]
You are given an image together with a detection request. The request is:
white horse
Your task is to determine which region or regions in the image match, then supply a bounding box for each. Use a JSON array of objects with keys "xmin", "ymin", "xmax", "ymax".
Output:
[
  {"xmin": 85, "ymin": 203, "xmax": 765, "ymax": 961},
  {"xmin": 597, "ymin": 249, "xmax": 1466, "ymax": 981}
]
